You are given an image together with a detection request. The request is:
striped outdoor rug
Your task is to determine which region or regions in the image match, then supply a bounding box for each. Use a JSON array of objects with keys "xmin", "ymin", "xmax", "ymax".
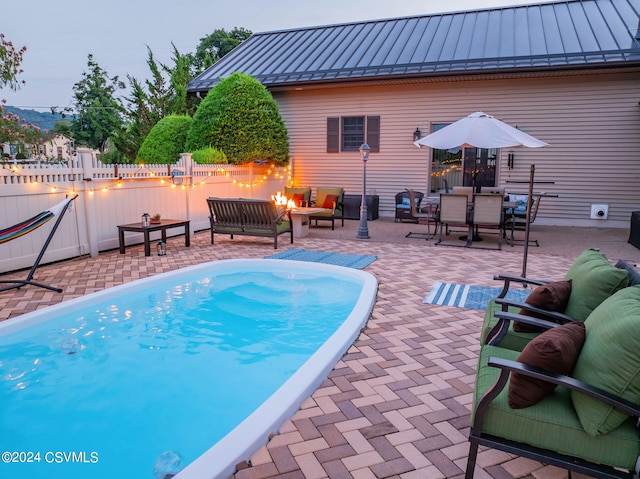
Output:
[
  {"xmin": 265, "ymin": 249, "xmax": 377, "ymax": 269},
  {"xmin": 423, "ymin": 281, "xmax": 531, "ymax": 310}
]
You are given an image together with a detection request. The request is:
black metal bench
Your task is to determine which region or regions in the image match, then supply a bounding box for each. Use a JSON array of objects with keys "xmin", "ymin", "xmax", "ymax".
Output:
[{"xmin": 206, "ymin": 197, "xmax": 293, "ymax": 249}]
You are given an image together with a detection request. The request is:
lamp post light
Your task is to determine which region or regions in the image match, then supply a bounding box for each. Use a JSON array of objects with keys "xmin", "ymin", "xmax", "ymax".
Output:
[{"xmin": 357, "ymin": 143, "xmax": 370, "ymax": 240}]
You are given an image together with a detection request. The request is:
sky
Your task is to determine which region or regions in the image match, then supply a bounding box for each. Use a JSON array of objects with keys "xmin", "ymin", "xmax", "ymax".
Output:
[{"xmin": 2, "ymin": 0, "xmax": 553, "ymax": 112}]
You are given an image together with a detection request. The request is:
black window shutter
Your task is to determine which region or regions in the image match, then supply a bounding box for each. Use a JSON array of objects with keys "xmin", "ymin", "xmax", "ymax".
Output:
[
  {"xmin": 367, "ymin": 116, "xmax": 380, "ymax": 152},
  {"xmin": 327, "ymin": 117, "xmax": 339, "ymax": 153}
]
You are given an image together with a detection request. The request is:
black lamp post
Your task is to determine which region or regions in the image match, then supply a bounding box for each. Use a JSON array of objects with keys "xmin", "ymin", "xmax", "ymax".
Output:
[{"xmin": 357, "ymin": 143, "xmax": 370, "ymax": 240}]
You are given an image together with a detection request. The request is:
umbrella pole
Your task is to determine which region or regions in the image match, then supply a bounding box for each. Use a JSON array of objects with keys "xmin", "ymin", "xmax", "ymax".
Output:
[{"xmin": 521, "ymin": 164, "xmax": 535, "ymax": 278}]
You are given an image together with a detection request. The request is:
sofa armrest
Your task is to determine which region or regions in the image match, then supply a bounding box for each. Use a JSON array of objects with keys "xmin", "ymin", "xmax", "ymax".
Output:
[
  {"xmin": 494, "ymin": 298, "xmax": 576, "ymax": 324},
  {"xmin": 493, "ymin": 310, "xmax": 571, "ymax": 330},
  {"xmin": 492, "ymin": 357, "xmax": 640, "ymax": 415},
  {"xmin": 493, "ymin": 274, "xmax": 549, "ymax": 298}
]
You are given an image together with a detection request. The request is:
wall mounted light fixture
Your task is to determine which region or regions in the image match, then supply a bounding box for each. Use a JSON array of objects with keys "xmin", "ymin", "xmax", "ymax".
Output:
[
  {"xmin": 413, "ymin": 128, "xmax": 422, "ymax": 142},
  {"xmin": 507, "ymin": 151, "xmax": 515, "ymax": 169}
]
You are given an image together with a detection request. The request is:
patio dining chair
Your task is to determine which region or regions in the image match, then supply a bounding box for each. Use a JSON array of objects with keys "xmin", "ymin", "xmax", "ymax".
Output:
[
  {"xmin": 505, "ymin": 192, "xmax": 544, "ymax": 246},
  {"xmin": 469, "ymin": 193, "xmax": 505, "ymax": 250},
  {"xmin": 435, "ymin": 193, "xmax": 472, "ymax": 247},
  {"xmin": 405, "ymin": 189, "xmax": 438, "ymax": 240}
]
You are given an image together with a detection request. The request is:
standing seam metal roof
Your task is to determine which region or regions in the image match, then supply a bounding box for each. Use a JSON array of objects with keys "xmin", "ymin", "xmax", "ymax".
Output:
[{"xmin": 187, "ymin": 0, "xmax": 640, "ymax": 92}]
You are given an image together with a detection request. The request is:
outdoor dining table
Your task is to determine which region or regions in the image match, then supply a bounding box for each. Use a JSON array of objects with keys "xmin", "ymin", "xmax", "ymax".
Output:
[{"xmin": 421, "ymin": 196, "xmax": 516, "ymax": 244}]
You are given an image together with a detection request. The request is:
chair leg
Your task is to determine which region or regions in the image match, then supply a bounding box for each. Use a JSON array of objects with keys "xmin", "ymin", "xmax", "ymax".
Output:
[{"xmin": 465, "ymin": 440, "xmax": 479, "ymax": 479}]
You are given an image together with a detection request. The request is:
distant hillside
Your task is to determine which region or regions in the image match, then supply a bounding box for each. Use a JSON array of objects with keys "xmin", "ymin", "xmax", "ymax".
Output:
[{"xmin": 2, "ymin": 106, "xmax": 68, "ymax": 131}]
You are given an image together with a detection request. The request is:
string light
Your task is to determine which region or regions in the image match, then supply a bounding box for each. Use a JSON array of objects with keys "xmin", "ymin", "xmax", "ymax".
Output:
[{"xmin": 2, "ymin": 162, "xmax": 288, "ymax": 196}]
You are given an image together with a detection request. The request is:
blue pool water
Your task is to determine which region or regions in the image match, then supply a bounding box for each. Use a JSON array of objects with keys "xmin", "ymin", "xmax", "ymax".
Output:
[{"xmin": 0, "ymin": 259, "xmax": 377, "ymax": 479}]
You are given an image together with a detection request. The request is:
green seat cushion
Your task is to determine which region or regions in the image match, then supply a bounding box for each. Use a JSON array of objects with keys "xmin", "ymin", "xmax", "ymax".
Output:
[
  {"xmin": 571, "ymin": 285, "xmax": 640, "ymax": 435},
  {"xmin": 310, "ymin": 209, "xmax": 334, "ymax": 218},
  {"xmin": 563, "ymin": 249, "xmax": 628, "ymax": 320},
  {"xmin": 473, "ymin": 345, "xmax": 640, "ymax": 470},
  {"xmin": 480, "ymin": 300, "xmax": 539, "ymax": 351},
  {"xmin": 276, "ymin": 221, "xmax": 291, "ymax": 233}
]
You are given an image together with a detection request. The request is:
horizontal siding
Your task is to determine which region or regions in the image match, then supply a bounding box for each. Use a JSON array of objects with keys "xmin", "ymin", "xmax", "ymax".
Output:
[{"xmin": 274, "ymin": 71, "xmax": 640, "ymax": 226}]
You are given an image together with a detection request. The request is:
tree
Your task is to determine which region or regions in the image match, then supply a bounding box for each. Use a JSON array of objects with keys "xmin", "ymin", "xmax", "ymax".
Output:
[
  {"xmin": 185, "ymin": 72, "xmax": 289, "ymax": 165},
  {"xmin": 194, "ymin": 28, "xmax": 252, "ymax": 71},
  {"xmin": 1, "ymin": 33, "xmax": 47, "ymax": 156},
  {"xmin": 136, "ymin": 114, "xmax": 193, "ymax": 164},
  {"xmin": 0, "ymin": 33, "xmax": 26, "ymax": 90},
  {"xmin": 110, "ymin": 45, "xmax": 199, "ymax": 163},
  {"xmin": 69, "ymin": 54, "xmax": 125, "ymax": 151}
]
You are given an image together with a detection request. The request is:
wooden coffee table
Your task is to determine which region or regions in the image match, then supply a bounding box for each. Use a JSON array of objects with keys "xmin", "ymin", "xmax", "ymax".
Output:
[{"xmin": 117, "ymin": 219, "xmax": 190, "ymax": 256}]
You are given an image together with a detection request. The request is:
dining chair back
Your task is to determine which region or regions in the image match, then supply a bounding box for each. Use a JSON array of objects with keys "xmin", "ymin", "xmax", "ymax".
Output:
[
  {"xmin": 471, "ymin": 193, "xmax": 504, "ymax": 249},
  {"xmin": 453, "ymin": 186, "xmax": 474, "ymax": 202},
  {"xmin": 436, "ymin": 194, "xmax": 472, "ymax": 247}
]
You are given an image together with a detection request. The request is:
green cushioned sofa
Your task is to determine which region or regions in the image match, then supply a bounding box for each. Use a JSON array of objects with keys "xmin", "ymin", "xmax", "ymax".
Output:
[{"xmin": 466, "ymin": 251, "xmax": 640, "ymax": 479}]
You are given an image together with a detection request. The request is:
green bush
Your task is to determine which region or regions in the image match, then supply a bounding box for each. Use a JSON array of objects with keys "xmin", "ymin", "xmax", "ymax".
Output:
[
  {"xmin": 191, "ymin": 146, "xmax": 228, "ymax": 164},
  {"xmin": 15, "ymin": 152, "xmax": 27, "ymax": 159},
  {"xmin": 185, "ymin": 72, "xmax": 289, "ymax": 166},
  {"xmin": 136, "ymin": 115, "xmax": 193, "ymax": 164}
]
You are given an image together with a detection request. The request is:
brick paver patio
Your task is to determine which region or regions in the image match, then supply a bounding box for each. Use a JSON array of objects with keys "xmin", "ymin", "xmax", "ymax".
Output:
[{"xmin": 1, "ymin": 218, "xmax": 637, "ymax": 479}]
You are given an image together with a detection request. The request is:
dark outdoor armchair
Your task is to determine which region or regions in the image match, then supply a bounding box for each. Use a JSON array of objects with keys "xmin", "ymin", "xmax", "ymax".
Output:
[{"xmin": 395, "ymin": 190, "xmax": 424, "ymax": 222}]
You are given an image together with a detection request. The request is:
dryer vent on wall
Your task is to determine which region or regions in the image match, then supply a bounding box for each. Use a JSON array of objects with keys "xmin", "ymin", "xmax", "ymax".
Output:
[{"xmin": 590, "ymin": 204, "xmax": 609, "ymax": 220}]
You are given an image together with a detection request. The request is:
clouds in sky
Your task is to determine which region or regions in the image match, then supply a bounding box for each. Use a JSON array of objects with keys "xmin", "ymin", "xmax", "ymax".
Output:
[{"xmin": 1, "ymin": 0, "xmax": 550, "ymax": 110}]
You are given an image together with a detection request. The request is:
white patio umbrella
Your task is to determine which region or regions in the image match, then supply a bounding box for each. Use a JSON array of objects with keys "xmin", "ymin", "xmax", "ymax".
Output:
[
  {"xmin": 414, "ymin": 111, "xmax": 549, "ymax": 277},
  {"xmin": 413, "ymin": 111, "xmax": 549, "ymax": 149}
]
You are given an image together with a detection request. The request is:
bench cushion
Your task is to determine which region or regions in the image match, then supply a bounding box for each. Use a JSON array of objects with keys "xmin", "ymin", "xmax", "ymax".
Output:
[
  {"xmin": 473, "ymin": 345, "xmax": 640, "ymax": 470},
  {"xmin": 572, "ymin": 285, "xmax": 640, "ymax": 435}
]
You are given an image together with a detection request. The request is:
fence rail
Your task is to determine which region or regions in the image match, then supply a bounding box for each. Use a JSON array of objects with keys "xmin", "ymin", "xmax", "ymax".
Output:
[{"xmin": 0, "ymin": 150, "xmax": 289, "ymax": 273}]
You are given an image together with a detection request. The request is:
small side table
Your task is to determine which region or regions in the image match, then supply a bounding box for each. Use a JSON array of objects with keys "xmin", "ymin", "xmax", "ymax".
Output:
[{"xmin": 118, "ymin": 219, "xmax": 190, "ymax": 256}]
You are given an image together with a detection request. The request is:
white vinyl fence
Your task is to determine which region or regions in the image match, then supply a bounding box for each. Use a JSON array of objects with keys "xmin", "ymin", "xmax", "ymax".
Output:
[{"xmin": 0, "ymin": 149, "xmax": 289, "ymax": 273}]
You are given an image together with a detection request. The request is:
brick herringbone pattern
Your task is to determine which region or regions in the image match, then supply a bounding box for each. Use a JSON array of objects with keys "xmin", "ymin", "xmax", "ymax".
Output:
[{"xmin": 1, "ymin": 220, "xmax": 627, "ymax": 479}]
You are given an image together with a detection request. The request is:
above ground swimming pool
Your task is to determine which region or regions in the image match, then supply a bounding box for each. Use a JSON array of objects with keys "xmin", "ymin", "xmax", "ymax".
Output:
[{"xmin": 0, "ymin": 259, "xmax": 378, "ymax": 479}]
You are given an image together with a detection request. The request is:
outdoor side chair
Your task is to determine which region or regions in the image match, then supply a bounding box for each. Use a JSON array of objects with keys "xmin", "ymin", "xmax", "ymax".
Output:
[
  {"xmin": 405, "ymin": 189, "xmax": 437, "ymax": 240},
  {"xmin": 310, "ymin": 187, "xmax": 344, "ymax": 230},
  {"xmin": 435, "ymin": 193, "xmax": 472, "ymax": 247}
]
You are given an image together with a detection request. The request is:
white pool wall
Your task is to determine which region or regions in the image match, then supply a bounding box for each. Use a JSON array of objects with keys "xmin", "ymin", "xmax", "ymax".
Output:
[
  {"xmin": 177, "ymin": 259, "xmax": 378, "ymax": 479},
  {"xmin": 0, "ymin": 259, "xmax": 378, "ymax": 479}
]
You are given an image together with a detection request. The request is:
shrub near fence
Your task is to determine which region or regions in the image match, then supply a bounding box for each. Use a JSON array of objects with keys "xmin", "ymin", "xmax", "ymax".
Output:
[{"xmin": 0, "ymin": 149, "xmax": 289, "ymax": 273}]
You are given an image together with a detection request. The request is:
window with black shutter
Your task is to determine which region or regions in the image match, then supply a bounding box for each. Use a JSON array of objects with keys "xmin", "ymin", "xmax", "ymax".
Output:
[
  {"xmin": 366, "ymin": 116, "xmax": 380, "ymax": 152},
  {"xmin": 327, "ymin": 117, "xmax": 339, "ymax": 153},
  {"xmin": 326, "ymin": 116, "xmax": 380, "ymax": 153}
]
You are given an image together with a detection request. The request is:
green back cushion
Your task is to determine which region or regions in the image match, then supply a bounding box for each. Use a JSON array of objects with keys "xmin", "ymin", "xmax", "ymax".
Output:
[
  {"xmin": 571, "ymin": 285, "xmax": 640, "ymax": 435},
  {"xmin": 316, "ymin": 188, "xmax": 343, "ymax": 211},
  {"xmin": 563, "ymin": 249, "xmax": 628, "ymax": 320},
  {"xmin": 284, "ymin": 187, "xmax": 311, "ymax": 203}
]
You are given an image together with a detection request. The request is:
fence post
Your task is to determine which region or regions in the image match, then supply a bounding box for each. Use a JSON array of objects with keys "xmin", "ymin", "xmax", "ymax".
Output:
[
  {"xmin": 79, "ymin": 149, "xmax": 99, "ymax": 257},
  {"xmin": 180, "ymin": 153, "xmax": 195, "ymax": 235}
]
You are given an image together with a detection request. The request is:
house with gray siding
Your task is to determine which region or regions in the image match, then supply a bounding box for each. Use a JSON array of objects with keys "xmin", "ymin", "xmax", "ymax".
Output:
[{"xmin": 188, "ymin": 0, "xmax": 640, "ymax": 227}]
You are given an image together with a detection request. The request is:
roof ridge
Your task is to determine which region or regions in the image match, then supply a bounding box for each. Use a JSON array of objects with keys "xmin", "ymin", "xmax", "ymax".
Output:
[{"xmin": 252, "ymin": 0, "xmax": 584, "ymax": 36}]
